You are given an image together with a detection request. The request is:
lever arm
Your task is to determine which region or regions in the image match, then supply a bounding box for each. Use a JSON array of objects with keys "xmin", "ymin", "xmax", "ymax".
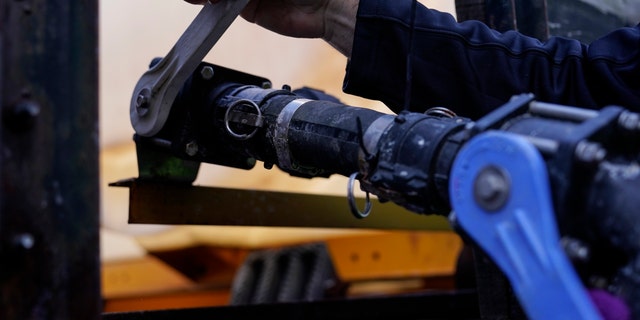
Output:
[
  {"xmin": 130, "ymin": 0, "xmax": 250, "ymax": 137},
  {"xmin": 450, "ymin": 131, "xmax": 602, "ymax": 320}
]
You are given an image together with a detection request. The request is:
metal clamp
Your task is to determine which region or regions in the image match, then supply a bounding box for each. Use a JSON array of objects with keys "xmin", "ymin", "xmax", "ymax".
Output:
[
  {"xmin": 130, "ymin": 0, "xmax": 250, "ymax": 137},
  {"xmin": 224, "ymin": 99, "xmax": 263, "ymax": 140}
]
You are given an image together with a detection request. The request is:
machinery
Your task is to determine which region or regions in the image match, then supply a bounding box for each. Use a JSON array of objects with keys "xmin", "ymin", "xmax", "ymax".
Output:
[
  {"xmin": 4, "ymin": 0, "xmax": 638, "ymax": 319},
  {"xmin": 113, "ymin": 1, "xmax": 640, "ymax": 319},
  {"xmin": 125, "ymin": 62, "xmax": 640, "ymax": 319}
]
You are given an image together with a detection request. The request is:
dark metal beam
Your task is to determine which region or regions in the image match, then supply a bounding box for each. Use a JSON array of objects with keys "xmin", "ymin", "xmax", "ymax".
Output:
[
  {"xmin": 112, "ymin": 179, "xmax": 452, "ymax": 231},
  {"xmin": 102, "ymin": 290, "xmax": 479, "ymax": 320},
  {"xmin": 1, "ymin": 1, "xmax": 101, "ymax": 319}
]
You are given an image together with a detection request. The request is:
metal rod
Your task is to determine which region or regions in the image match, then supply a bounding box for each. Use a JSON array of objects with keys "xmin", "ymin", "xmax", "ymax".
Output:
[{"xmin": 529, "ymin": 101, "xmax": 599, "ymax": 122}]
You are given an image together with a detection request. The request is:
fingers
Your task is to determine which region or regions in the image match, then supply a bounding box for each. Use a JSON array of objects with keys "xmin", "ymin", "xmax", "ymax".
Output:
[
  {"xmin": 183, "ymin": 0, "xmax": 219, "ymax": 4},
  {"xmin": 239, "ymin": 0, "xmax": 260, "ymax": 23}
]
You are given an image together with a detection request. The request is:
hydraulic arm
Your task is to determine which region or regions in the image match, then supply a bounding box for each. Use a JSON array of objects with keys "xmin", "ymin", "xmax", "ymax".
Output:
[{"xmin": 131, "ymin": 60, "xmax": 640, "ymax": 319}]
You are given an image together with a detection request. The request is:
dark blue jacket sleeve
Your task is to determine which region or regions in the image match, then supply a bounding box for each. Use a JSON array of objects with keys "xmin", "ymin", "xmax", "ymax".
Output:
[{"xmin": 343, "ymin": 0, "xmax": 640, "ymax": 118}]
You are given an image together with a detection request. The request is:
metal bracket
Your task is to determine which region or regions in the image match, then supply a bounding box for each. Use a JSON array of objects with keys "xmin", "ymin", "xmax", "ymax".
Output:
[
  {"xmin": 109, "ymin": 178, "xmax": 453, "ymax": 231},
  {"xmin": 449, "ymin": 131, "xmax": 601, "ymax": 320},
  {"xmin": 130, "ymin": 0, "xmax": 250, "ymax": 137}
]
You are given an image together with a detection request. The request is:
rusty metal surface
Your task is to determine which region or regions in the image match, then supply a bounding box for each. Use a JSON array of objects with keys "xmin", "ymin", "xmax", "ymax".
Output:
[
  {"xmin": 112, "ymin": 179, "xmax": 452, "ymax": 231},
  {"xmin": 1, "ymin": 1, "xmax": 101, "ymax": 319}
]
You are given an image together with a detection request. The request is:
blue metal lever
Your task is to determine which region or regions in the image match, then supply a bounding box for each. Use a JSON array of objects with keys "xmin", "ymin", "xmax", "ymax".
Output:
[{"xmin": 449, "ymin": 131, "xmax": 601, "ymax": 320}]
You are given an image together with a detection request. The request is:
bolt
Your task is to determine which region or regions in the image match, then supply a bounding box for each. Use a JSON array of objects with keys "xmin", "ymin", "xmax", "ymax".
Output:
[
  {"xmin": 473, "ymin": 166, "xmax": 510, "ymax": 212},
  {"xmin": 13, "ymin": 233, "xmax": 35, "ymax": 250},
  {"xmin": 561, "ymin": 237, "xmax": 590, "ymax": 262},
  {"xmin": 185, "ymin": 141, "xmax": 199, "ymax": 156},
  {"xmin": 261, "ymin": 81, "xmax": 272, "ymax": 89},
  {"xmin": 575, "ymin": 141, "xmax": 606, "ymax": 164},
  {"xmin": 200, "ymin": 66, "xmax": 214, "ymax": 80},
  {"xmin": 8, "ymin": 99, "xmax": 40, "ymax": 131},
  {"xmin": 135, "ymin": 94, "xmax": 147, "ymax": 108},
  {"xmin": 135, "ymin": 89, "xmax": 150, "ymax": 116},
  {"xmin": 395, "ymin": 113, "xmax": 407, "ymax": 124},
  {"xmin": 618, "ymin": 111, "xmax": 640, "ymax": 132}
]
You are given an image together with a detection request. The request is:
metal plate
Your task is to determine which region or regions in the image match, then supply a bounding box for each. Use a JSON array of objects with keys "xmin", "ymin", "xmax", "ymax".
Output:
[
  {"xmin": 112, "ymin": 179, "xmax": 453, "ymax": 231},
  {"xmin": 102, "ymin": 290, "xmax": 479, "ymax": 319}
]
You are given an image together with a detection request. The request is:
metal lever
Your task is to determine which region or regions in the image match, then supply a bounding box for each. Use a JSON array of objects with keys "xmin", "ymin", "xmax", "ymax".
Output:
[
  {"xmin": 130, "ymin": 0, "xmax": 250, "ymax": 137},
  {"xmin": 449, "ymin": 131, "xmax": 601, "ymax": 320}
]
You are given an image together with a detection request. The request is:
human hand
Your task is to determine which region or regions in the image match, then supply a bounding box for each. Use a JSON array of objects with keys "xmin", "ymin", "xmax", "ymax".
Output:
[
  {"xmin": 186, "ymin": 0, "xmax": 329, "ymax": 38},
  {"xmin": 185, "ymin": 0, "xmax": 357, "ymax": 56}
]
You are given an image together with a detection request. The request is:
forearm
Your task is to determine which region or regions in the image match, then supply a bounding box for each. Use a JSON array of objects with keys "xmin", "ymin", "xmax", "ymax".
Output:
[
  {"xmin": 322, "ymin": 0, "xmax": 359, "ymax": 57},
  {"xmin": 344, "ymin": 0, "xmax": 640, "ymax": 116}
]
